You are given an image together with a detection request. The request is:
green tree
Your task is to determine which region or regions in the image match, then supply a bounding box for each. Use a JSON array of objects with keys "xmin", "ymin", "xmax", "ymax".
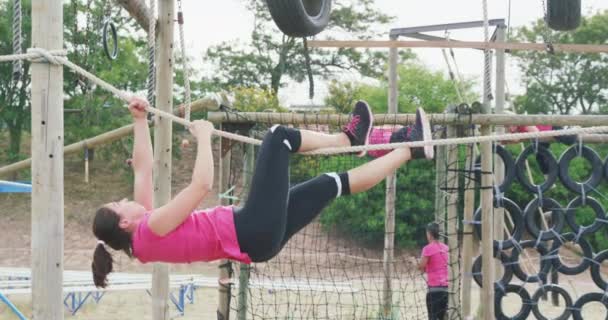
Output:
[
  {"xmin": 205, "ymin": 0, "xmax": 412, "ymax": 96},
  {"xmin": 513, "ymin": 11, "xmax": 608, "ymax": 115},
  {"xmin": 325, "ymin": 61, "xmax": 475, "ymax": 114},
  {"xmin": 0, "ymin": 0, "xmax": 31, "ymax": 170}
]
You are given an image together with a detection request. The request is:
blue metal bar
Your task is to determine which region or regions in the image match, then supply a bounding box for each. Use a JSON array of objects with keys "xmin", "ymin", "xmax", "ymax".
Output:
[{"xmin": 1, "ymin": 292, "xmax": 28, "ymax": 320}]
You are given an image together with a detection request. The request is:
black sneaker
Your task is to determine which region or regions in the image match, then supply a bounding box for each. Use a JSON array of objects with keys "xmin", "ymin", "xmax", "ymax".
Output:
[
  {"xmin": 342, "ymin": 101, "xmax": 373, "ymax": 157},
  {"xmin": 390, "ymin": 108, "xmax": 434, "ymax": 159}
]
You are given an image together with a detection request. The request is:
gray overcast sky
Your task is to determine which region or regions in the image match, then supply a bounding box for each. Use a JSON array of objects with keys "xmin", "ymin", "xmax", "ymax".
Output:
[{"xmin": 179, "ymin": 0, "xmax": 608, "ymax": 107}]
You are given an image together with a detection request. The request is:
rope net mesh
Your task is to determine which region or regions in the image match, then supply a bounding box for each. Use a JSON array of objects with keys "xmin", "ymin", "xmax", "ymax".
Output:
[{"xmin": 219, "ymin": 116, "xmax": 464, "ymax": 320}]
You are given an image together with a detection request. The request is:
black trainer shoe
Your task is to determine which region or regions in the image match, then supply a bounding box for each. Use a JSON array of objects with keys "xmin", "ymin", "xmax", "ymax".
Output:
[
  {"xmin": 390, "ymin": 108, "xmax": 434, "ymax": 159},
  {"xmin": 342, "ymin": 100, "xmax": 374, "ymax": 157}
]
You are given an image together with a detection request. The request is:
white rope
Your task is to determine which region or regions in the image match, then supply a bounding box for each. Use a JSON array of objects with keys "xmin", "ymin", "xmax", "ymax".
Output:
[
  {"xmin": 177, "ymin": 1, "xmax": 192, "ymax": 122},
  {"xmin": 11, "ymin": 0, "xmax": 22, "ymax": 80},
  {"xmin": 481, "ymin": 0, "xmax": 493, "ymax": 102},
  {"xmin": 146, "ymin": 0, "xmax": 156, "ymax": 108}
]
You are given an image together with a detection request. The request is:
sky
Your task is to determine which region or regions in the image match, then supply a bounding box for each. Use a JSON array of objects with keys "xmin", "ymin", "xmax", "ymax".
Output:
[{"xmin": 177, "ymin": 0, "xmax": 608, "ymax": 107}]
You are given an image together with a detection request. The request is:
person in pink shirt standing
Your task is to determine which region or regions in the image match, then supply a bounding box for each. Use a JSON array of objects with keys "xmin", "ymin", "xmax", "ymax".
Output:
[
  {"xmin": 418, "ymin": 222, "xmax": 449, "ymax": 320},
  {"xmin": 90, "ymin": 98, "xmax": 435, "ymax": 288}
]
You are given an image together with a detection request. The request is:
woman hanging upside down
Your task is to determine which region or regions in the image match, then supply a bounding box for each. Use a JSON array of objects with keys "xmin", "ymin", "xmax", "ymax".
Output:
[{"xmin": 91, "ymin": 98, "xmax": 434, "ymax": 288}]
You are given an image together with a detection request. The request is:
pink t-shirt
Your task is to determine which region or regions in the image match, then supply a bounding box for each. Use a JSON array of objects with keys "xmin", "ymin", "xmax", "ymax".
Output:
[
  {"xmin": 514, "ymin": 125, "xmax": 553, "ymax": 133},
  {"xmin": 132, "ymin": 206, "xmax": 251, "ymax": 264},
  {"xmin": 421, "ymin": 241, "xmax": 448, "ymax": 287}
]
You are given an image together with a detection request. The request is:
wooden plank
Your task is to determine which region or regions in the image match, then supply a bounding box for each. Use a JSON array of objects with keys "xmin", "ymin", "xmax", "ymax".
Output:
[
  {"xmin": 382, "ymin": 44, "xmax": 398, "ymax": 318},
  {"xmin": 445, "ymin": 123, "xmax": 459, "ymax": 318},
  {"xmin": 494, "ymin": 26, "xmax": 507, "ymax": 281},
  {"xmin": 217, "ymin": 125, "xmax": 233, "ymax": 320},
  {"xmin": 308, "ymin": 40, "xmax": 608, "ymax": 53},
  {"xmin": 460, "ymin": 145, "xmax": 476, "ymax": 318},
  {"xmin": 30, "ymin": 0, "xmax": 64, "ymax": 318},
  {"xmin": 208, "ymin": 112, "xmax": 608, "ymax": 127},
  {"xmin": 237, "ymin": 142, "xmax": 255, "ymax": 320},
  {"xmin": 151, "ymin": 0, "xmax": 174, "ymax": 319},
  {"xmin": 115, "ymin": 0, "xmax": 157, "ymax": 34},
  {"xmin": 480, "ymin": 124, "xmax": 495, "ymax": 320},
  {"xmin": 0, "ymin": 97, "xmax": 219, "ymax": 178}
]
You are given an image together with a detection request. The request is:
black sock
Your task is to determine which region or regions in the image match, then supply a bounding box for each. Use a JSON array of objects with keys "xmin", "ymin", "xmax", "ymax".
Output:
[{"xmin": 339, "ymin": 172, "xmax": 351, "ymax": 196}]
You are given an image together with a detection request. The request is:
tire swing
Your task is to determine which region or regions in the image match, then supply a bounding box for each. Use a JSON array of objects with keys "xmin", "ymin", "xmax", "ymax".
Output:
[
  {"xmin": 546, "ymin": 0, "xmax": 582, "ymax": 31},
  {"xmin": 472, "ymin": 251, "xmax": 513, "ymax": 289},
  {"xmin": 474, "ymin": 144, "xmax": 516, "ymax": 193},
  {"xmin": 524, "ymin": 197, "xmax": 565, "ymax": 242},
  {"xmin": 549, "ymin": 233, "xmax": 593, "ymax": 276},
  {"xmin": 495, "ymin": 284, "xmax": 532, "ymax": 320},
  {"xmin": 565, "ymin": 196, "xmax": 607, "ymax": 237},
  {"xmin": 571, "ymin": 293, "xmax": 608, "ymax": 320},
  {"xmin": 515, "ymin": 144, "xmax": 558, "ymax": 193},
  {"xmin": 559, "ymin": 145, "xmax": 604, "ymax": 195},
  {"xmin": 266, "ymin": 0, "xmax": 332, "ymax": 37},
  {"xmin": 511, "ymin": 240, "xmax": 553, "ymax": 283},
  {"xmin": 591, "ymin": 250, "xmax": 608, "ymax": 291},
  {"xmin": 474, "ymin": 196, "xmax": 524, "ymax": 250},
  {"xmin": 531, "ymin": 285, "xmax": 573, "ymax": 320}
]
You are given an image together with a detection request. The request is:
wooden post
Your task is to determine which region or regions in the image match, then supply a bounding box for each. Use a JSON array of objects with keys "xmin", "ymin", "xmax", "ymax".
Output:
[
  {"xmin": 151, "ymin": 0, "xmax": 174, "ymax": 319},
  {"xmin": 382, "ymin": 39, "xmax": 398, "ymax": 318},
  {"xmin": 446, "ymin": 121, "xmax": 460, "ymax": 317},
  {"xmin": 84, "ymin": 148, "xmax": 90, "ymax": 183},
  {"xmin": 218, "ymin": 125, "xmax": 233, "ymax": 320},
  {"xmin": 435, "ymin": 142, "xmax": 447, "ymax": 229},
  {"xmin": 461, "ymin": 143, "xmax": 477, "ymax": 318},
  {"xmin": 494, "ymin": 25, "xmax": 507, "ymax": 278},
  {"xmin": 237, "ymin": 142, "xmax": 255, "ymax": 320},
  {"xmin": 31, "ymin": 0, "xmax": 64, "ymax": 318}
]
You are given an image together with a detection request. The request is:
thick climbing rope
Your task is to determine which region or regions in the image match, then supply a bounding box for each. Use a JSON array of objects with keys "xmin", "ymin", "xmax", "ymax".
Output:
[
  {"xmin": 11, "ymin": 0, "xmax": 22, "ymax": 81},
  {"xmin": 3, "ymin": 48, "xmax": 608, "ymax": 155},
  {"xmin": 441, "ymin": 32, "xmax": 464, "ymax": 102},
  {"xmin": 177, "ymin": 0, "xmax": 192, "ymax": 122},
  {"xmin": 146, "ymin": 0, "xmax": 156, "ymax": 108},
  {"xmin": 481, "ymin": 0, "xmax": 493, "ymax": 102}
]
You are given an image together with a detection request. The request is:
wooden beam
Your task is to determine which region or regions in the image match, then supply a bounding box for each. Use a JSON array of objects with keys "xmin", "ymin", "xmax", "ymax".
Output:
[
  {"xmin": 460, "ymin": 145, "xmax": 476, "ymax": 318},
  {"xmin": 31, "ymin": 0, "xmax": 64, "ymax": 318},
  {"xmin": 217, "ymin": 125, "xmax": 233, "ymax": 319},
  {"xmin": 115, "ymin": 0, "xmax": 157, "ymax": 34},
  {"xmin": 0, "ymin": 98, "xmax": 218, "ymax": 178},
  {"xmin": 151, "ymin": 0, "xmax": 174, "ymax": 319},
  {"xmin": 208, "ymin": 112, "xmax": 608, "ymax": 127},
  {"xmin": 446, "ymin": 122, "xmax": 459, "ymax": 318},
  {"xmin": 308, "ymin": 40, "xmax": 608, "ymax": 53}
]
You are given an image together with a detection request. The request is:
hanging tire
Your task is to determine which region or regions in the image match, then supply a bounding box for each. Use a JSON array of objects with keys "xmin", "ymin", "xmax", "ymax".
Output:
[
  {"xmin": 524, "ymin": 197, "xmax": 565, "ymax": 242},
  {"xmin": 591, "ymin": 250, "xmax": 608, "ymax": 290},
  {"xmin": 531, "ymin": 285, "xmax": 573, "ymax": 320},
  {"xmin": 565, "ymin": 196, "xmax": 607, "ymax": 236},
  {"xmin": 550, "ymin": 233, "xmax": 593, "ymax": 276},
  {"xmin": 559, "ymin": 145, "xmax": 604, "ymax": 195},
  {"xmin": 547, "ymin": 0, "xmax": 582, "ymax": 31},
  {"xmin": 515, "ymin": 145, "xmax": 558, "ymax": 194},
  {"xmin": 511, "ymin": 240, "xmax": 552, "ymax": 283},
  {"xmin": 495, "ymin": 284, "xmax": 532, "ymax": 320},
  {"xmin": 572, "ymin": 293, "xmax": 608, "ymax": 320},
  {"xmin": 474, "ymin": 197, "xmax": 524, "ymax": 250},
  {"xmin": 266, "ymin": 0, "xmax": 332, "ymax": 37},
  {"xmin": 474, "ymin": 144, "xmax": 516, "ymax": 193},
  {"xmin": 472, "ymin": 251, "xmax": 513, "ymax": 288},
  {"xmin": 103, "ymin": 20, "xmax": 118, "ymax": 60}
]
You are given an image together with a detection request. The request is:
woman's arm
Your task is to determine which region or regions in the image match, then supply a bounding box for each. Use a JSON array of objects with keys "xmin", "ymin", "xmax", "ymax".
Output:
[
  {"xmin": 147, "ymin": 120, "xmax": 215, "ymax": 236},
  {"xmin": 418, "ymin": 256, "xmax": 429, "ymax": 272},
  {"xmin": 129, "ymin": 98, "xmax": 154, "ymax": 210}
]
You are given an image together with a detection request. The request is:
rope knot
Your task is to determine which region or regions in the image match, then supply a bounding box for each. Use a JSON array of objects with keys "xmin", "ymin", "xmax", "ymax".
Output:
[{"xmin": 27, "ymin": 48, "xmax": 63, "ymax": 65}]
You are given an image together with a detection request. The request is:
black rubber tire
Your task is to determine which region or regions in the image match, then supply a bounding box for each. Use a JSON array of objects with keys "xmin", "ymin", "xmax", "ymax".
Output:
[
  {"xmin": 524, "ymin": 197, "xmax": 566, "ymax": 242},
  {"xmin": 559, "ymin": 145, "xmax": 604, "ymax": 194},
  {"xmin": 571, "ymin": 292, "xmax": 608, "ymax": 320},
  {"xmin": 550, "ymin": 233, "xmax": 593, "ymax": 276},
  {"xmin": 495, "ymin": 284, "xmax": 532, "ymax": 320},
  {"xmin": 565, "ymin": 196, "xmax": 607, "ymax": 236},
  {"xmin": 591, "ymin": 250, "xmax": 608, "ymax": 291},
  {"xmin": 547, "ymin": 0, "xmax": 582, "ymax": 31},
  {"xmin": 531, "ymin": 285, "xmax": 573, "ymax": 320},
  {"xmin": 604, "ymin": 156, "xmax": 608, "ymax": 181},
  {"xmin": 472, "ymin": 251, "xmax": 513, "ymax": 288},
  {"xmin": 103, "ymin": 20, "xmax": 118, "ymax": 60},
  {"xmin": 266, "ymin": 0, "xmax": 332, "ymax": 37},
  {"xmin": 515, "ymin": 145, "xmax": 558, "ymax": 193},
  {"xmin": 474, "ymin": 197, "xmax": 524, "ymax": 250},
  {"xmin": 511, "ymin": 240, "xmax": 552, "ymax": 283},
  {"xmin": 474, "ymin": 144, "xmax": 516, "ymax": 193}
]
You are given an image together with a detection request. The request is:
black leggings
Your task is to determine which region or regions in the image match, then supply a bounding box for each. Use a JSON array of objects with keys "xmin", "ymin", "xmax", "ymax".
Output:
[
  {"xmin": 426, "ymin": 290, "xmax": 448, "ymax": 320},
  {"xmin": 233, "ymin": 126, "xmax": 350, "ymax": 262}
]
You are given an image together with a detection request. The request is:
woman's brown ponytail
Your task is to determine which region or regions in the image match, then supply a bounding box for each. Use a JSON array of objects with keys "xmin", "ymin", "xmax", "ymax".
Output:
[{"xmin": 92, "ymin": 207, "xmax": 134, "ymax": 288}]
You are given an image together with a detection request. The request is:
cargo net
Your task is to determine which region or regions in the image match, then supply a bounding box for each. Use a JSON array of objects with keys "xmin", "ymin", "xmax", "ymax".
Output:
[
  {"xmin": 466, "ymin": 138, "xmax": 608, "ymax": 319},
  {"xmin": 218, "ymin": 114, "xmax": 464, "ymax": 320}
]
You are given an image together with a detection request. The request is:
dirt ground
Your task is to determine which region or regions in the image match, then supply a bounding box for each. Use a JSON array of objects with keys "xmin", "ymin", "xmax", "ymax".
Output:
[{"xmin": 1, "ymin": 141, "xmax": 608, "ymax": 319}]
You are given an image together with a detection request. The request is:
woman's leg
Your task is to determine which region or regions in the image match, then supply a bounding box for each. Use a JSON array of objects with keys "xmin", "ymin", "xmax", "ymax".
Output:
[
  {"xmin": 426, "ymin": 292, "xmax": 434, "ymax": 320},
  {"xmin": 234, "ymin": 102, "xmax": 374, "ymax": 262}
]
